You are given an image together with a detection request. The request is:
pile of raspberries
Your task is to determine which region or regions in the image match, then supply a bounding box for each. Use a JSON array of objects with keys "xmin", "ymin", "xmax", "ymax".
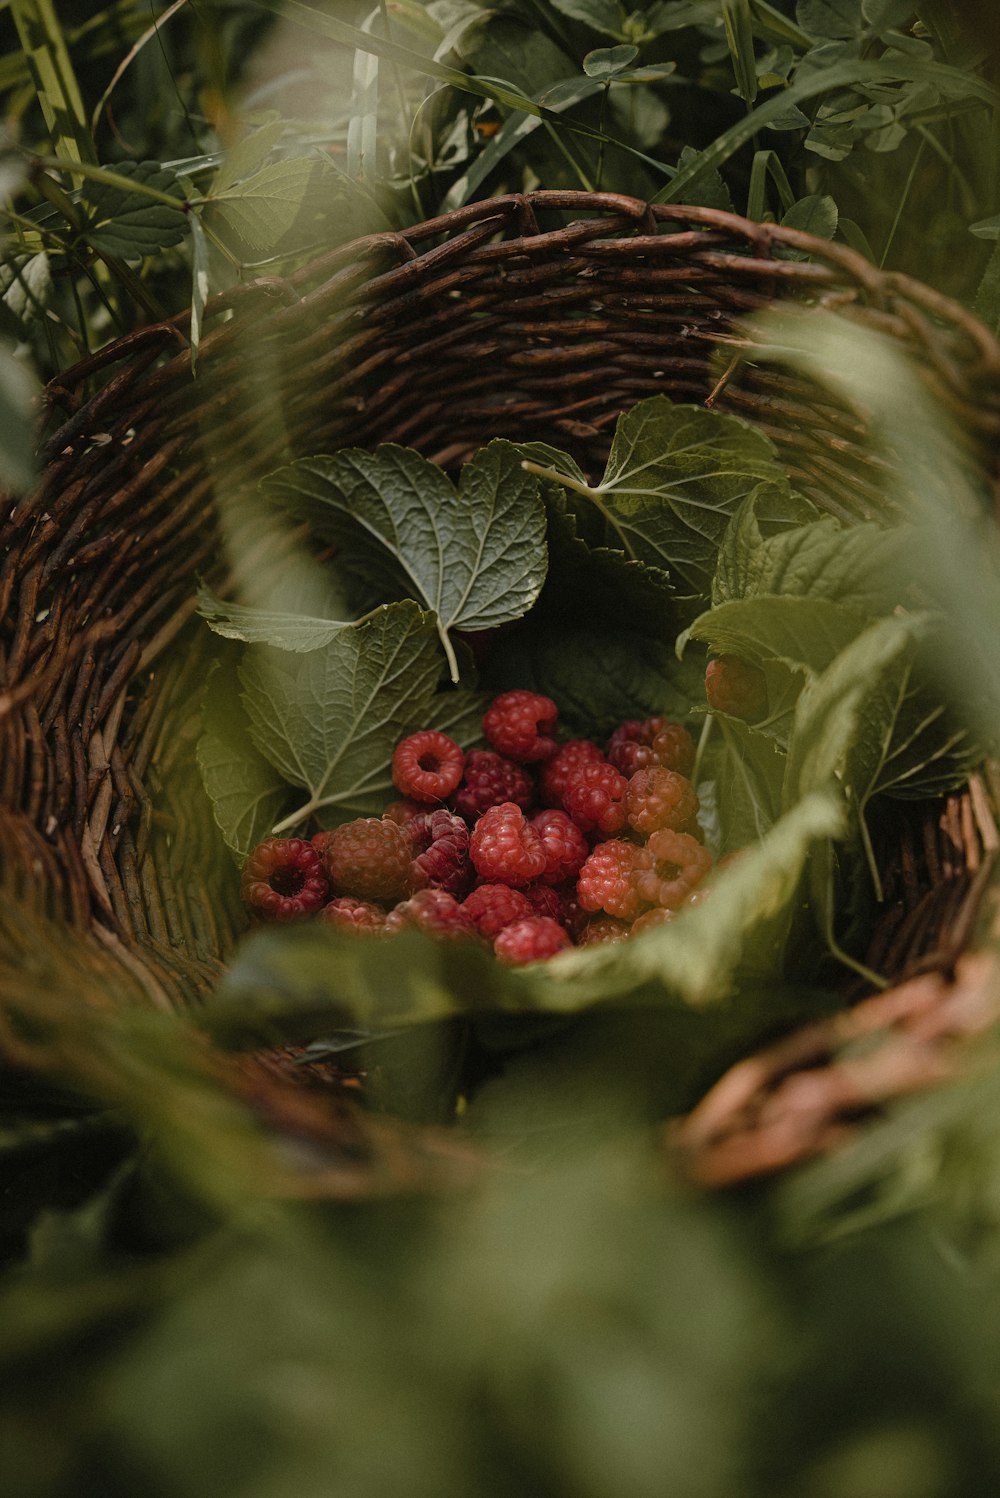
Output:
[{"xmin": 240, "ymin": 687, "xmax": 729, "ymax": 966}]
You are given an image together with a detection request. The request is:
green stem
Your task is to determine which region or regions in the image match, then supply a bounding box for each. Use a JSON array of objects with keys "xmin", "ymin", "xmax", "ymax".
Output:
[
  {"xmin": 271, "ymin": 800, "xmax": 318, "ymax": 836},
  {"xmin": 33, "ymin": 153, "xmax": 189, "ymax": 208},
  {"xmin": 438, "ymin": 620, "xmax": 460, "ymax": 684},
  {"xmin": 692, "ymin": 713, "xmax": 714, "ymax": 789}
]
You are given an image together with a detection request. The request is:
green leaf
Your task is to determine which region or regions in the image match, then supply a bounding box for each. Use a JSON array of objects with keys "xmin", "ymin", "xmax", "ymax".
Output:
[
  {"xmin": 861, "ymin": 0, "xmax": 913, "ymax": 26},
  {"xmin": 197, "ymin": 663, "xmax": 292, "ymax": 860},
  {"xmin": 705, "ymin": 716, "xmax": 787, "ymax": 850},
  {"xmin": 780, "ymin": 191, "xmax": 839, "ymax": 239},
  {"xmin": 239, "ymin": 602, "xmax": 485, "ymax": 832},
  {"xmin": 685, "ymin": 595, "xmax": 871, "ymax": 677},
  {"xmin": 583, "ymin": 45, "xmax": 639, "ymax": 78},
  {"xmin": 712, "ymin": 494, "xmax": 905, "ymax": 614},
  {"xmin": 0, "ymin": 343, "xmax": 38, "ymax": 494},
  {"xmin": 529, "ymin": 399, "xmax": 795, "ymax": 603},
  {"xmin": 674, "ymin": 145, "xmax": 734, "ymax": 211},
  {"xmin": 784, "ymin": 613, "xmax": 924, "ymax": 808},
  {"xmin": 80, "ymin": 160, "xmax": 188, "ymax": 260},
  {"xmin": 208, "ymin": 156, "xmax": 330, "ymax": 252},
  {"xmin": 197, "ymin": 591, "xmax": 352, "ymax": 653},
  {"xmin": 795, "ymin": 0, "xmax": 862, "ymax": 38},
  {"xmin": 970, "ymin": 215, "xmax": 1000, "ymax": 241},
  {"xmin": 262, "ymin": 441, "xmax": 548, "ymax": 682},
  {"xmin": 487, "ymin": 623, "xmax": 703, "ymax": 738},
  {"xmin": 188, "ymin": 212, "xmax": 209, "ymax": 376},
  {"xmin": 550, "ymin": 0, "xmax": 629, "ymax": 39}
]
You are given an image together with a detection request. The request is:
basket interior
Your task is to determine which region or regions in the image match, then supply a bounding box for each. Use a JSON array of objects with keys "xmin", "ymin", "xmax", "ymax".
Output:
[{"xmin": 4, "ymin": 192, "xmax": 1000, "ymax": 1010}]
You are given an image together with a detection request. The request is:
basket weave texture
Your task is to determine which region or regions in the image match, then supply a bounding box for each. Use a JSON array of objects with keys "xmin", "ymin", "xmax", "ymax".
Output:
[{"xmin": 3, "ymin": 190, "xmax": 1000, "ymax": 1175}]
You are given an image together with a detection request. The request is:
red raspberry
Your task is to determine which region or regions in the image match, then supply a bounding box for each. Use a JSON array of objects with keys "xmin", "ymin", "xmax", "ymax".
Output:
[
  {"xmin": 461, "ymin": 883, "xmax": 533, "ymax": 938},
  {"xmin": 383, "ymin": 888, "xmax": 478, "ymax": 939},
  {"xmin": 522, "ymin": 880, "xmax": 582, "ymax": 935},
  {"xmin": 392, "ymin": 730, "xmax": 465, "ymax": 802},
  {"xmin": 529, "ymin": 809, "xmax": 589, "ymax": 885},
  {"xmin": 561, "ymin": 760, "xmax": 628, "ymax": 838},
  {"xmin": 316, "ymin": 817, "xmax": 419, "ymax": 904},
  {"xmin": 577, "ymin": 915, "xmax": 631, "ymax": 946},
  {"xmin": 494, "ymin": 916, "xmax": 572, "ymax": 965},
  {"xmin": 241, "ymin": 837, "xmax": 329, "ymax": 921},
  {"xmin": 318, "ymin": 897, "xmax": 386, "ymax": 935},
  {"xmin": 469, "ymin": 802, "xmax": 547, "ymax": 886},
  {"xmin": 576, "ymin": 839, "xmax": 646, "ymax": 922},
  {"xmin": 633, "ymin": 829, "xmax": 713, "ymax": 911},
  {"xmin": 539, "ymin": 740, "xmax": 604, "ymax": 808},
  {"xmin": 705, "ymin": 655, "xmax": 768, "ymax": 722},
  {"xmin": 451, "ymin": 749, "xmax": 535, "ymax": 823},
  {"xmin": 483, "ymin": 690, "xmax": 558, "ymax": 763},
  {"xmin": 624, "ymin": 766, "xmax": 700, "ymax": 838},
  {"xmin": 607, "ymin": 717, "xmax": 697, "ymax": 778},
  {"xmin": 411, "ymin": 808, "xmax": 472, "ymax": 897},
  {"xmin": 383, "ymin": 798, "xmax": 429, "ymax": 833},
  {"xmin": 649, "ymin": 722, "xmax": 696, "ymax": 777}
]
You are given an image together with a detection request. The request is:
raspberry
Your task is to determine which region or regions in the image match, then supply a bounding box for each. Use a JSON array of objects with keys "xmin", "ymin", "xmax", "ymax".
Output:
[
  {"xmin": 522, "ymin": 880, "xmax": 582, "ymax": 935},
  {"xmin": 483, "ymin": 690, "xmax": 558, "ymax": 764},
  {"xmin": 529, "ymin": 809, "xmax": 589, "ymax": 885},
  {"xmin": 607, "ymin": 717, "xmax": 697, "ymax": 778},
  {"xmin": 316, "ymin": 817, "xmax": 419, "ymax": 904},
  {"xmin": 494, "ymin": 916, "xmax": 571, "ymax": 965},
  {"xmin": 451, "ymin": 749, "xmax": 535, "ymax": 823},
  {"xmin": 705, "ymin": 655, "xmax": 768, "ymax": 722},
  {"xmin": 650, "ymin": 721, "xmax": 696, "ymax": 777},
  {"xmin": 241, "ymin": 837, "xmax": 329, "ymax": 921},
  {"xmin": 630, "ymin": 906, "xmax": 675, "ymax": 936},
  {"xmin": 633, "ymin": 829, "xmax": 713, "ymax": 911},
  {"xmin": 561, "ymin": 760, "xmax": 628, "ymax": 838},
  {"xmin": 624, "ymin": 766, "xmax": 700, "ymax": 838},
  {"xmin": 577, "ymin": 915, "xmax": 631, "ymax": 946},
  {"xmin": 539, "ymin": 740, "xmax": 604, "ymax": 808},
  {"xmin": 469, "ymin": 802, "xmax": 547, "ymax": 886},
  {"xmin": 392, "ymin": 730, "xmax": 465, "ymax": 802},
  {"xmin": 576, "ymin": 839, "xmax": 646, "ymax": 922},
  {"xmin": 383, "ymin": 798, "xmax": 429, "ymax": 833},
  {"xmin": 383, "ymin": 888, "xmax": 477, "ymax": 940},
  {"xmin": 461, "ymin": 883, "xmax": 533, "ymax": 938},
  {"xmin": 318, "ymin": 897, "xmax": 386, "ymax": 935},
  {"xmin": 411, "ymin": 808, "xmax": 472, "ymax": 897}
]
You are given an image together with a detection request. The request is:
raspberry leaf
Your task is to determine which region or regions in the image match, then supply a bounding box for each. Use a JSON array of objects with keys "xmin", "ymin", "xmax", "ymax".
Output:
[
  {"xmin": 713, "ymin": 492, "xmax": 908, "ymax": 611},
  {"xmin": 197, "ymin": 663, "xmax": 293, "ymax": 859},
  {"xmin": 260, "ymin": 440, "xmax": 548, "ymax": 682},
  {"xmin": 523, "ymin": 399, "xmax": 801, "ymax": 605},
  {"xmin": 237, "ymin": 601, "xmax": 485, "ymax": 833}
]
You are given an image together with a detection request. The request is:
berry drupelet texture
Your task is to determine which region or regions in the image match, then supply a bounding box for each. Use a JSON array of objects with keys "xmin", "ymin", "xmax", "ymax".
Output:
[
  {"xmin": 461, "ymin": 883, "xmax": 534, "ymax": 938},
  {"xmin": 705, "ymin": 655, "xmax": 768, "ymax": 722},
  {"xmin": 316, "ymin": 817, "xmax": 419, "ymax": 904},
  {"xmin": 392, "ymin": 730, "xmax": 465, "ymax": 802},
  {"xmin": 451, "ymin": 748, "xmax": 535, "ymax": 822},
  {"xmin": 560, "ymin": 760, "xmax": 628, "ymax": 838},
  {"xmin": 383, "ymin": 888, "xmax": 478, "ymax": 939},
  {"xmin": 411, "ymin": 808, "xmax": 473, "ymax": 897},
  {"xmin": 494, "ymin": 916, "xmax": 572, "ymax": 965},
  {"xmin": 241, "ymin": 838, "xmax": 330, "ymax": 921},
  {"xmin": 530, "ymin": 809, "xmax": 590, "ymax": 885},
  {"xmin": 483, "ymin": 690, "xmax": 559, "ymax": 763},
  {"xmin": 576, "ymin": 839, "xmax": 646, "ymax": 923},
  {"xmin": 469, "ymin": 802, "xmax": 548, "ymax": 886},
  {"xmin": 539, "ymin": 739, "xmax": 604, "ymax": 808},
  {"xmin": 624, "ymin": 766, "xmax": 700, "ymax": 838},
  {"xmin": 318, "ymin": 897, "xmax": 386, "ymax": 934}
]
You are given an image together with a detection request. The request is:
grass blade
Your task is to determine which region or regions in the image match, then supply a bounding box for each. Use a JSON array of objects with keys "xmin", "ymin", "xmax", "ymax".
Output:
[
  {"xmin": 653, "ymin": 57, "xmax": 1000, "ymax": 205},
  {"xmin": 723, "ymin": 0, "xmax": 758, "ymax": 110},
  {"xmin": 11, "ymin": 0, "xmax": 94, "ymax": 164}
]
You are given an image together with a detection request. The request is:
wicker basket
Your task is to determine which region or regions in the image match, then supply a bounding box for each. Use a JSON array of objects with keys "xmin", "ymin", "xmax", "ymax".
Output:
[{"xmin": 4, "ymin": 190, "xmax": 1000, "ymax": 1181}]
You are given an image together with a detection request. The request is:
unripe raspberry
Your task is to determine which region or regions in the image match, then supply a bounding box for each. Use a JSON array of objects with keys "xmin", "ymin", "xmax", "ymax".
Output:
[
  {"xmin": 494, "ymin": 916, "xmax": 572, "ymax": 965},
  {"xmin": 483, "ymin": 690, "xmax": 558, "ymax": 763},
  {"xmin": 624, "ymin": 766, "xmax": 699, "ymax": 838},
  {"xmin": 461, "ymin": 883, "xmax": 533, "ymax": 938},
  {"xmin": 469, "ymin": 802, "xmax": 547, "ymax": 886},
  {"xmin": 633, "ymin": 829, "xmax": 713, "ymax": 911},
  {"xmin": 649, "ymin": 721, "xmax": 696, "ymax": 777},
  {"xmin": 705, "ymin": 655, "xmax": 768, "ymax": 722},
  {"xmin": 539, "ymin": 740, "xmax": 604, "ymax": 808},
  {"xmin": 576, "ymin": 839, "xmax": 645, "ymax": 922},
  {"xmin": 317, "ymin": 817, "xmax": 419, "ymax": 904},
  {"xmin": 529, "ymin": 809, "xmax": 589, "ymax": 885},
  {"xmin": 630, "ymin": 906, "xmax": 675, "ymax": 936},
  {"xmin": 577, "ymin": 915, "xmax": 631, "ymax": 946},
  {"xmin": 451, "ymin": 749, "xmax": 534, "ymax": 823},
  {"xmin": 241, "ymin": 837, "xmax": 329, "ymax": 921},
  {"xmin": 561, "ymin": 760, "xmax": 628, "ymax": 838},
  {"xmin": 392, "ymin": 730, "xmax": 465, "ymax": 802}
]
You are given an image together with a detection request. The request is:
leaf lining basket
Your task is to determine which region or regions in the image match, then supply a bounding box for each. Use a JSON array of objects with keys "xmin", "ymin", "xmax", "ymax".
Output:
[{"xmin": 3, "ymin": 189, "xmax": 1000, "ymax": 1184}]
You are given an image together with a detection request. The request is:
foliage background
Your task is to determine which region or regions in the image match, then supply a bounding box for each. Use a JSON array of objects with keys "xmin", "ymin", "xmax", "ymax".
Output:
[{"xmin": 4, "ymin": 3, "xmax": 1000, "ymax": 1495}]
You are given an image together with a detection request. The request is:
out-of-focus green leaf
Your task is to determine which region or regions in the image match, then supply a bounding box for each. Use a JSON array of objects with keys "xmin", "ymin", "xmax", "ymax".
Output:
[{"xmin": 80, "ymin": 159, "xmax": 187, "ymax": 259}]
